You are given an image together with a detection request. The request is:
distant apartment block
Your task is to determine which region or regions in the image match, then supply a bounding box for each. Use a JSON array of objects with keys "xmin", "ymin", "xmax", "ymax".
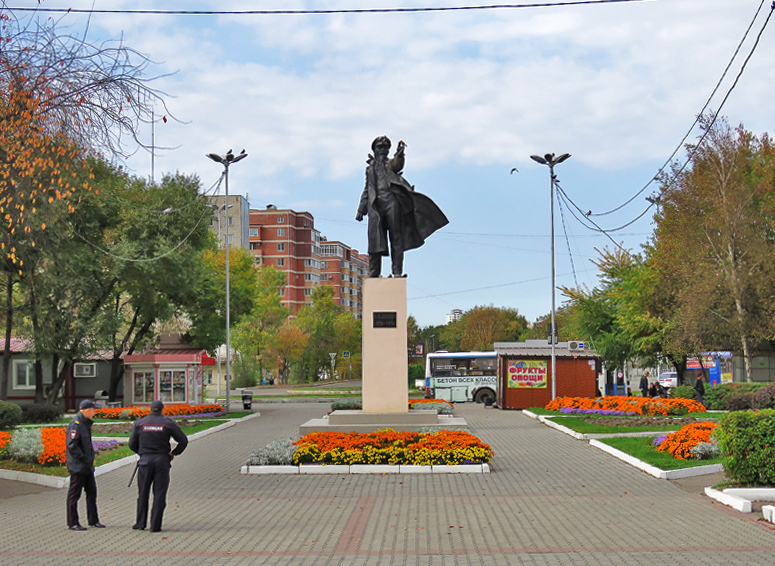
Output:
[
  {"xmin": 207, "ymin": 194, "xmax": 251, "ymax": 249},
  {"xmin": 205, "ymin": 199, "xmax": 367, "ymax": 318},
  {"xmin": 319, "ymin": 239, "xmax": 369, "ymax": 316},
  {"xmin": 446, "ymin": 309, "xmax": 463, "ymax": 324},
  {"xmin": 245, "ymin": 205, "xmax": 366, "ymax": 318}
]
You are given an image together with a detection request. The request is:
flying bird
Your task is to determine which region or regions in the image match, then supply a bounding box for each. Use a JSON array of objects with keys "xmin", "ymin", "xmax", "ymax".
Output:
[{"xmin": 510, "ymin": 168, "xmax": 519, "ymax": 174}]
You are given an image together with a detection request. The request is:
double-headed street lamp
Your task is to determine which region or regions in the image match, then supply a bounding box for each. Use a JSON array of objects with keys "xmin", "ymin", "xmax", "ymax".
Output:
[
  {"xmin": 207, "ymin": 149, "xmax": 247, "ymax": 412},
  {"xmin": 530, "ymin": 152, "xmax": 571, "ymax": 401}
]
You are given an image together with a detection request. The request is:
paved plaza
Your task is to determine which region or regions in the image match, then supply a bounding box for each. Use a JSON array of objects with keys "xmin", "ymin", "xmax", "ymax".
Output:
[{"xmin": 1, "ymin": 402, "xmax": 774, "ymax": 565}]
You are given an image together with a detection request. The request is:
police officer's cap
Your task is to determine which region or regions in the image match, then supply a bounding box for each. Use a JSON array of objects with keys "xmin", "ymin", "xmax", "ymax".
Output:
[
  {"xmin": 150, "ymin": 400, "xmax": 164, "ymax": 412},
  {"xmin": 80, "ymin": 399, "xmax": 96, "ymax": 410}
]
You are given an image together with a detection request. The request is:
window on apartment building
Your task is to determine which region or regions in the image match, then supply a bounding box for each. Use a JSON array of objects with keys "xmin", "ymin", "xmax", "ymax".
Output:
[
  {"xmin": 342, "ymin": 274, "xmax": 350, "ymax": 282},
  {"xmin": 277, "ymin": 243, "xmax": 285, "ymax": 251},
  {"xmin": 277, "ymin": 228, "xmax": 285, "ymax": 237},
  {"xmin": 227, "ymin": 235, "xmax": 233, "ymax": 244},
  {"xmin": 249, "ymin": 228, "xmax": 258, "ymax": 237},
  {"xmin": 343, "ymin": 261, "xmax": 350, "ymax": 269},
  {"xmin": 228, "ymin": 216, "xmax": 233, "ymax": 225},
  {"xmin": 320, "ymin": 274, "xmax": 327, "ymax": 281},
  {"xmin": 277, "ymin": 216, "xmax": 285, "ymax": 223},
  {"xmin": 304, "ymin": 273, "xmax": 320, "ymax": 282},
  {"xmin": 250, "ymin": 242, "xmax": 260, "ymax": 250},
  {"xmin": 304, "ymin": 288, "xmax": 312, "ymax": 296},
  {"xmin": 321, "ymin": 261, "xmax": 327, "ymax": 269},
  {"xmin": 278, "ymin": 288, "xmax": 285, "ymax": 297},
  {"xmin": 277, "ymin": 258, "xmax": 285, "ymax": 266},
  {"xmin": 12, "ymin": 359, "xmax": 34, "ymax": 389}
]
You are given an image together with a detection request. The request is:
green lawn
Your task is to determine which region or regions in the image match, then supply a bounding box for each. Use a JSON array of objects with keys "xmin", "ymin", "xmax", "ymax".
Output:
[
  {"xmin": 94, "ymin": 419, "xmax": 227, "ymax": 438},
  {"xmin": 598, "ymin": 436, "xmax": 723, "ymax": 470},
  {"xmin": 0, "ymin": 445, "xmax": 136, "ymax": 477},
  {"xmin": 548, "ymin": 415, "xmax": 714, "ymax": 434},
  {"xmin": 0, "ymin": 419, "xmax": 226, "ymax": 477}
]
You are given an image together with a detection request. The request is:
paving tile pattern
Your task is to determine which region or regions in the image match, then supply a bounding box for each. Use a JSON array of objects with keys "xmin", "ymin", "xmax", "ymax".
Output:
[{"xmin": 1, "ymin": 402, "xmax": 774, "ymax": 565}]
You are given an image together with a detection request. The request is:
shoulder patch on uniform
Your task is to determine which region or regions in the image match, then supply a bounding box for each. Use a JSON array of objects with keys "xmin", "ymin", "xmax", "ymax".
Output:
[{"xmin": 70, "ymin": 429, "xmax": 77, "ymax": 439}]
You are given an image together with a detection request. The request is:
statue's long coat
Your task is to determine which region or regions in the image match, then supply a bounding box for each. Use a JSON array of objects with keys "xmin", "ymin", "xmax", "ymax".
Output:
[{"xmin": 357, "ymin": 156, "xmax": 448, "ymax": 256}]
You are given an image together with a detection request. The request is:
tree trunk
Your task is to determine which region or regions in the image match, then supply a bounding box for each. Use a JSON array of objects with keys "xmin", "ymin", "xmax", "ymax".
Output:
[
  {"xmin": 1, "ymin": 272, "xmax": 13, "ymax": 401},
  {"xmin": 47, "ymin": 360, "xmax": 71, "ymax": 404}
]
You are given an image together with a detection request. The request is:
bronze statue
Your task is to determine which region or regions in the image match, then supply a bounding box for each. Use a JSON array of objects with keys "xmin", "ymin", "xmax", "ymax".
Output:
[{"xmin": 356, "ymin": 136, "xmax": 448, "ymax": 277}]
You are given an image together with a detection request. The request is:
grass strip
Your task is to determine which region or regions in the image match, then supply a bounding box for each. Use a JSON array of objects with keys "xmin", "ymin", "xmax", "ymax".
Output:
[
  {"xmin": 551, "ymin": 416, "xmax": 688, "ymax": 434},
  {"xmin": 598, "ymin": 436, "xmax": 723, "ymax": 470}
]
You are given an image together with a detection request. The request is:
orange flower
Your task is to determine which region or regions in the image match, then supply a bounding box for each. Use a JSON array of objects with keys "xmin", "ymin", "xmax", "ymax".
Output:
[
  {"xmin": 546, "ymin": 396, "xmax": 705, "ymax": 416},
  {"xmin": 0, "ymin": 430, "xmax": 11, "ymax": 451},
  {"xmin": 38, "ymin": 427, "xmax": 67, "ymax": 466},
  {"xmin": 656, "ymin": 422, "xmax": 717, "ymax": 460}
]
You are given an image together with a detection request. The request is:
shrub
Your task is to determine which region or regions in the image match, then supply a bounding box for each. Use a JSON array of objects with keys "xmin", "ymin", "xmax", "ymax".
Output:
[
  {"xmin": 246, "ymin": 438, "xmax": 297, "ymax": 466},
  {"xmin": 331, "ymin": 399, "xmax": 362, "ymax": 411},
  {"xmin": 408, "ymin": 363, "xmax": 425, "ymax": 386},
  {"xmin": 21, "ymin": 403, "xmax": 62, "ymax": 424},
  {"xmin": 724, "ymin": 394, "xmax": 753, "ymax": 411},
  {"xmin": 673, "ymin": 385, "xmax": 696, "ymax": 400},
  {"xmin": 704, "ymin": 382, "xmax": 766, "ymax": 410},
  {"xmin": 0, "ymin": 400, "xmax": 22, "ymax": 430},
  {"xmin": 6, "ymin": 427, "xmax": 43, "ymax": 463},
  {"xmin": 716, "ymin": 409, "xmax": 775, "ymax": 485},
  {"xmin": 691, "ymin": 441, "xmax": 721, "ymax": 460},
  {"xmin": 412, "ymin": 401, "xmax": 452, "ymax": 415},
  {"xmin": 751, "ymin": 383, "xmax": 775, "ymax": 410}
]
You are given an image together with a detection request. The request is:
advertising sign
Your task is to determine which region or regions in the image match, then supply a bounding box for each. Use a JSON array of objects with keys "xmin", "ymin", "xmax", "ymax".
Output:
[
  {"xmin": 433, "ymin": 375, "xmax": 497, "ymax": 387},
  {"xmin": 507, "ymin": 360, "xmax": 548, "ymax": 388}
]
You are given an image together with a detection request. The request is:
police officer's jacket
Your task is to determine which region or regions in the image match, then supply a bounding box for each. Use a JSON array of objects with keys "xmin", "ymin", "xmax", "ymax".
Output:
[
  {"xmin": 128, "ymin": 412, "xmax": 188, "ymax": 458},
  {"xmin": 66, "ymin": 411, "xmax": 95, "ymax": 474}
]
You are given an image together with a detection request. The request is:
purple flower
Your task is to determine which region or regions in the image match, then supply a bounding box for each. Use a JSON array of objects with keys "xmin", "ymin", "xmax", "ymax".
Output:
[
  {"xmin": 92, "ymin": 439, "xmax": 122, "ymax": 451},
  {"xmin": 653, "ymin": 435, "xmax": 668, "ymax": 447}
]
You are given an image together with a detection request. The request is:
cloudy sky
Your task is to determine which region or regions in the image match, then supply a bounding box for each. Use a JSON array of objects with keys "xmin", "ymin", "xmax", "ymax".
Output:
[{"xmin": 8, "ymin": 0, "xmax": 775, "ymax": 328}]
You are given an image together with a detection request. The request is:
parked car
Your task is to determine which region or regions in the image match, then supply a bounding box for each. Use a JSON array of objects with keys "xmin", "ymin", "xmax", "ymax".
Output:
[{"xmin": 658, "ymin": 371, "xmax": 679, "ymax": 388}]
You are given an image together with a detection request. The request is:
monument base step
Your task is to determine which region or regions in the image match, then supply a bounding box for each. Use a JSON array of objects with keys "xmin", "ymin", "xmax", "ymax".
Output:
[{"xmin": 299, "ymin": 411, "xmax": 468, "ymax": 435}]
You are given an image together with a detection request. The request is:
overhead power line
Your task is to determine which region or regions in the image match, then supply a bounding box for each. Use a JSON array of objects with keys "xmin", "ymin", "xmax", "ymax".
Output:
[
  {"xmin": 4, "ymin": 1, "xmax": 654, "ymax": 16},
  {"xmin": 590, "ymin": 0, "xmax": 773, "ymax": 218}
]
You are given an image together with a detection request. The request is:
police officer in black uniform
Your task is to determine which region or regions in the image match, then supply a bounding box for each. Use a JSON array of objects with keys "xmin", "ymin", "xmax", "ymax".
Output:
[
  {"xmin": 128, "ymin": 400, "xmax": 188, "ymax": 532},
  {"xmin": 66, "ymin": 399, "xmax": 105, "ymax": 531}
]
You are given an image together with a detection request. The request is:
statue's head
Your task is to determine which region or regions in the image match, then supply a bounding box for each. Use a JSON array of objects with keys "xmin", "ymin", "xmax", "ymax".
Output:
[{"xmin": 371, "ymin": 136, "xmax": 391, "ymax": 154}]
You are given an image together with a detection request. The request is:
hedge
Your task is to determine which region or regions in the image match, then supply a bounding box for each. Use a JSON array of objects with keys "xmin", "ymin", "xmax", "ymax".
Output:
[{"xmin": 715, "ymin": 409, "xmax": 775, "ymax": 485}]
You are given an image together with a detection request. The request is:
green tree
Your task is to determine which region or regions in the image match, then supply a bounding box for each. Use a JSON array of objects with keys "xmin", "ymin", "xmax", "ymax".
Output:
[
  {"xmin": 294, "ymin": 285, "xmax": 359, "ymax": 382},
  {"xmin": 459, "ymin": 305, "xmax": 528, "ymax": 351},
  {"xmin": 231, "ymin": 265, "xmax": 288, "ymax": 383},
  {"xmin": 650, "ymin": 118, "xmax": 775, "ymax": 380},
  {"xmin": 271, "ymin": 324, "xmax": 309, "ymax": 385},
  {"xmin": 184, "ymin": 246, "xmax": 260, "ymax": 353}
]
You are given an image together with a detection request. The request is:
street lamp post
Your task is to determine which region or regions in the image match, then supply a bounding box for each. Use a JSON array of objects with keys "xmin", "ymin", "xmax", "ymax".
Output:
[
  {"xmin": 207, "ymin": 150, "xmax": 247, "ymax": 412},
  {"xmin": 530, "ymin": 152, "xmax": 571, "ymax": 401}
]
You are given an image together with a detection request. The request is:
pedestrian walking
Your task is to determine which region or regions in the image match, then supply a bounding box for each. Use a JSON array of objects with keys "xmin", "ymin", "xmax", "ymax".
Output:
[
  {"xmin": 639, "ymin": 370, "xmax": 650, "ymax": 398},
  {"xmin": 128, "ymin": 400, "xmax": 188, "ymax": 532},
  {"xmin": 694, "ymin": 374, "xmax": 706, "ymax": 406},
  {"xmin": 66, "ymin": 399, "xmax": 105, "ymax": 531}
]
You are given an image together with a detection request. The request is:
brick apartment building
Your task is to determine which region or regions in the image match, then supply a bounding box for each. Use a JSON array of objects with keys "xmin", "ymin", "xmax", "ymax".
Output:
[
  {"xmin": 319, "ymin": 239, "xmax": 369, "ymax": 315},
  {"xmin": 245, "ymin": 205, "xmax": 367, "ymax": 318}
]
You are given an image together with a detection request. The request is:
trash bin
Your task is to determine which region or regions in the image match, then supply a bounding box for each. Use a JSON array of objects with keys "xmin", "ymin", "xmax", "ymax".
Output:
[{"xmin": 242, "ymin": 391, "xmax": 253, "ymax": 410}]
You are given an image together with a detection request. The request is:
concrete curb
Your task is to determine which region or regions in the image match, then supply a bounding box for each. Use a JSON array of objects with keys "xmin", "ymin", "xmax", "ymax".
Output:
[
  {"xmin": 523, "ymin": 410, "xmax": 724, "ymax": 481},
  {"xmin": 704, "ymin": 487, "xmax": 775, "ymax": 518},
  {"xmin": 589, "ymin": 439, "xmax": 724, "ymax": 479},
  {"xmin": 0, "ymin": 413, "xmax": 260, "ymax": 489},
  {"xmin": 241, "ymin": 463, "xmax": 491, "ymax": 475}
]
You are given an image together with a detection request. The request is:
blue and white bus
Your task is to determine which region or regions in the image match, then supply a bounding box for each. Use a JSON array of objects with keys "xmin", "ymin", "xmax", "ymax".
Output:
[{"xmin": 425, "ymin": 351, "xmax": 498, "ymax": 405}]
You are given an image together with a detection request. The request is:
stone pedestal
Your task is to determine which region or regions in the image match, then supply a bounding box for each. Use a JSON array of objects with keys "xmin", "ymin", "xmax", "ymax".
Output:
[
  {"xmin": 361, "ymin": 277, "xmax": 408, "ymax": 413},
  {"xmin": 298, "ymin": 277, "xmax": 467, "ymax": 435}
]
